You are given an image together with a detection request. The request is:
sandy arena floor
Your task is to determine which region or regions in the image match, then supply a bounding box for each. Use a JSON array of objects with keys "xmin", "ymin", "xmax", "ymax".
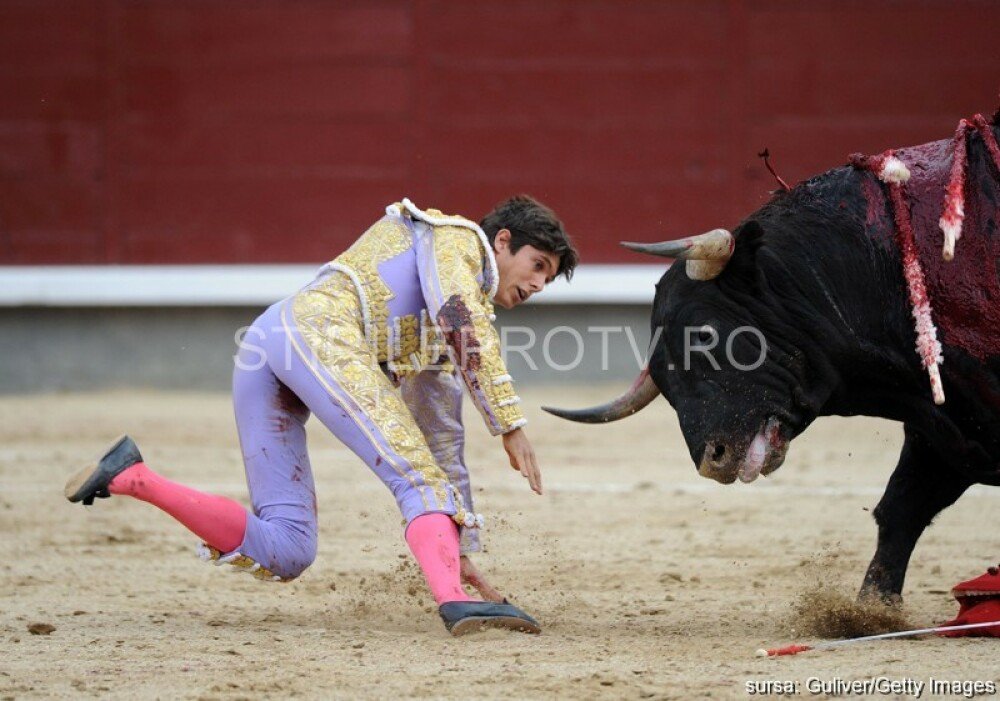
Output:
[{"xmin": 1, "ymin": 385, "xmax": 999, "ymax": 700}]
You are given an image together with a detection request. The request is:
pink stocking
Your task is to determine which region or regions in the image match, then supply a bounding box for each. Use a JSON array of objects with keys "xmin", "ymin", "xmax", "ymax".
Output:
[
  {"xmin": 109, "ymin": 463, "xmax": 247, "ymax": 554},
  {"xmin": 405, "ymin": 513, "xmax": 475, "ymax": 605}
]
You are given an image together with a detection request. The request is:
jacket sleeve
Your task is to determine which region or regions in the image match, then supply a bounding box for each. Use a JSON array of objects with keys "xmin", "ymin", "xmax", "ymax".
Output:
[{"xmin": 416, "ymin": 224, "xmax": 526, "ymax": 435}]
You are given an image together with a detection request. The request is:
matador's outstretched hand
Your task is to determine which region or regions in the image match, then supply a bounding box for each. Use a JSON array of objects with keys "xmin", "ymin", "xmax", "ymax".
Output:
[{"xmin": 501, "ymin": 427, "xmax": 542, "ymax": 495}]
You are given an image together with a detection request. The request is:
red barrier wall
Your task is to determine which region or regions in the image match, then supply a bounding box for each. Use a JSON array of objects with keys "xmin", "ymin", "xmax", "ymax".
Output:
[{"xmin": 2, "ymin": 0, "xmax": 998, "ymax": 265}]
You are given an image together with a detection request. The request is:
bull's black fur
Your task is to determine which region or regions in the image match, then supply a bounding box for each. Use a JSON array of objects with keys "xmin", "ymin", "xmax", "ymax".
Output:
[{"xmin": 648, "ymin": 124, "xmax": 1000, "ymax": 601}]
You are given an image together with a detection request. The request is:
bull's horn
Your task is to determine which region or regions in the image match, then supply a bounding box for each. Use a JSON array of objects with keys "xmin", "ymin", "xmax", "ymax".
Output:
[
  {"xmin": 621, "ymin": 228, "xmax": 734, "ymax": 280},
  {"xmin": 542, "ymin": 367, "xmax": 659, "ymax": 423}
]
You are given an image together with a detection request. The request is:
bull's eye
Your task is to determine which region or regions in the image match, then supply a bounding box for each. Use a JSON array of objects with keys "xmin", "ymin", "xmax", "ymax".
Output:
[{"xmin": 695, "ymin": 324, "xmax": 717, "ymax": 346}]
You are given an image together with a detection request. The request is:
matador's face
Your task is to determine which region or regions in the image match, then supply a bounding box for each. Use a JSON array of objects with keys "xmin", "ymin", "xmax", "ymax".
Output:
[{"xmin": 492, "ymin": 229, "xmax": 559, "ymax": 309}]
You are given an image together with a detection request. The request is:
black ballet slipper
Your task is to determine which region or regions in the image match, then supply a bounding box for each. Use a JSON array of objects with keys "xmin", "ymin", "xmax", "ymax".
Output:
[
  {"xmin": 64, "ymin": 434, "xmax": 144, "ymax": 506},
  {"xmin": 438, "ymin": 600, "xmax": 541, "ymax": 636}
]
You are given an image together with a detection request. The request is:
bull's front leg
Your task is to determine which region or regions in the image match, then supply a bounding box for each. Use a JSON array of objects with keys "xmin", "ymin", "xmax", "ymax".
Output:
[{"xmin": 860, "ymin": 426, "xmax": 971, "ymax": 603}]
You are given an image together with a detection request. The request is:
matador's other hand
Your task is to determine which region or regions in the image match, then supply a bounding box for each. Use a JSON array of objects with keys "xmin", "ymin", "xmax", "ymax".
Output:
[
  {"xmin": 460, "ymin": 555, "xmax": 505, "ymax": 603},
  {"xmin": 501, "ymin": 427, "xmax": 542, "ymax": 495}
]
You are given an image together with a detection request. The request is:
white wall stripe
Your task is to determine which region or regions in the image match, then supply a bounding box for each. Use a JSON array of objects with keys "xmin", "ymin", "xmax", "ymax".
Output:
[{"xmin": 0, "ymin": 264, "xmax": 666, "ymax": 306}]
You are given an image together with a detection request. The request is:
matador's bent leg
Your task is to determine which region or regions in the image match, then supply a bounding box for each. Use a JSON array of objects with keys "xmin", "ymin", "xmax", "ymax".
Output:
[{"xmin": 232, "ymin": 312, "xmax": 319, "ymax": 580}]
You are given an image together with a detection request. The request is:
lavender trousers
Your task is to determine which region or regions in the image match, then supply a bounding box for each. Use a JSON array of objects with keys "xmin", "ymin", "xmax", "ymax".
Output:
[{"xmin": 231, "ymin": 298, "xmax": 472, "ymax": 579}]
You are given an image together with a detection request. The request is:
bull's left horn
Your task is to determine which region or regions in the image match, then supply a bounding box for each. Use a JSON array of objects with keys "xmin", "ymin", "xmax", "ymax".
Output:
[
  {"xmin": 621, "ymin": 228, "xmax": 734, "ymax": 280},
  {"xmin": 542, "ymin": 367, "xmax": 659, "ymax": 423}
]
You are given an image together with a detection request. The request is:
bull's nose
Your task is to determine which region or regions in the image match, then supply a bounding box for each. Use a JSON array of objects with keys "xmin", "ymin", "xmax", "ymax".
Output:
[
  {"xmin": 705, "ymin": 441, "xmax": 727, "ymax": 466},
  {"xmin": 697, "ymin": 441, "xmax": 737, "ymax": 484}
]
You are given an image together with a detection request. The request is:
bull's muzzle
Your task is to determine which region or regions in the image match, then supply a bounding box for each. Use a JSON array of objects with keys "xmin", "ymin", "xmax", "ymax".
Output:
[{"xmin": 697, "ymin": 418, "xmax": 788, "ymax": 484}]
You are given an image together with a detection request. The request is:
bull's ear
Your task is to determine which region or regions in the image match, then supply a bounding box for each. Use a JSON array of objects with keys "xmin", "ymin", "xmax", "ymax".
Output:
[
  {"xmin": 735, "ymin": 220, "xmax": 766, "ymax": 250},
  {"xmin": 724, "ymin": 220, "xmax": 766, "ymax": 288}
]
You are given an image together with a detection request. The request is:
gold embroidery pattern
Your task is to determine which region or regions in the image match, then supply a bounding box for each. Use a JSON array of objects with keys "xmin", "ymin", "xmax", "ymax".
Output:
[
  {"xmin": 197, "ymin": 543, "xmax": 289, "ymax": 582},
  {"xmin": 387, "ymin": 312, "xmax": 439, "ymax": 381},
  {"xmin": 396, "ymin": 314, "xmax": 421, "ymax": 359},
  {"xmin": 331, "ymin": 217, "xmax": 412, "ymax": 360},
  {"xmin": 430, "ymin": 226, "xmax": 526, "ymax": 435},
  {"xmin": 288, "ymin": 283, "xmax": 454, "ymax": 512},
  {"xmin": 322, "ymin": 213, "xmax": 450, "ymax": 378}
]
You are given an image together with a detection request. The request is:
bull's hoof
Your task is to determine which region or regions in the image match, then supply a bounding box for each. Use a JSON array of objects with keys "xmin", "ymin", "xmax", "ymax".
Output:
[{"xmin": 857, "ymin": 587, "xmax": 903, "ymax": 607}]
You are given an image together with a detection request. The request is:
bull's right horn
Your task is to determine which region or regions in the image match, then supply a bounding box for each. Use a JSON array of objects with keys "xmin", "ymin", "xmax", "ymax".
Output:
[
  {"xmin": 621, "ymin": 228, "xmax": 733, "ymax": 280},
  {"xmin": 542, "ymin": 367, "xmax": 659, "ymax": 423}
]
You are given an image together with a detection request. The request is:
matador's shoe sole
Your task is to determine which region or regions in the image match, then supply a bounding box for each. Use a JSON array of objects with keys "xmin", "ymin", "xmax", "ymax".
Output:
[
  {"xmin": 64, "ymin": 434, "xmax": 144, "ymax": 505},
  {"xmin": 438, "ymin": 600, "xmax": 541, "ymax": 636}
]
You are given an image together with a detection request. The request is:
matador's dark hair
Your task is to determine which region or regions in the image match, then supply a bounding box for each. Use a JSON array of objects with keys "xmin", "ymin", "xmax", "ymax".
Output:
[{"xmin": 479, "ymin": 194, "xmax": 579, "ymax": 281}]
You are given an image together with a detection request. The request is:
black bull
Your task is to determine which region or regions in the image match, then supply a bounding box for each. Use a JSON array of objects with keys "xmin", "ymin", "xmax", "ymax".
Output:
[{"xmin": 546, "ymin": 113, "xmax": 1000, "ymax": 602}]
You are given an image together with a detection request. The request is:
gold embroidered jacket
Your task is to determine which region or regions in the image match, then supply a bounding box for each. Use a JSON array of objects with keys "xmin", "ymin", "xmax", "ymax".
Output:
[{"xmin": 304, "ymin": 200, "xmax": 526, "ymax": 436}]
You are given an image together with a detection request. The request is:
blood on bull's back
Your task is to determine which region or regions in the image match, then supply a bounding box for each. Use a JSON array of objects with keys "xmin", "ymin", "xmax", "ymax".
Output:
[{"xmin": 896, "ymin": 127, "xmax": 1000, "ymax": 362}]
